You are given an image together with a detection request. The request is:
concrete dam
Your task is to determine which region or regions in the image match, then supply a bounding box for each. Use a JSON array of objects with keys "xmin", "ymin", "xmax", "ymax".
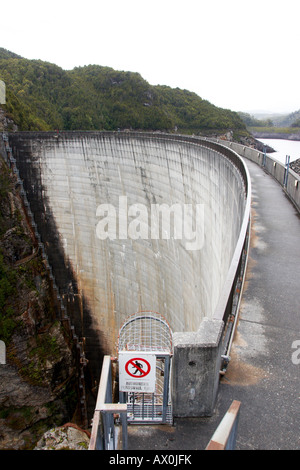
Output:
[{"xmin": 6, "ymin": 132, "xmax": 251, "ymax": 417}]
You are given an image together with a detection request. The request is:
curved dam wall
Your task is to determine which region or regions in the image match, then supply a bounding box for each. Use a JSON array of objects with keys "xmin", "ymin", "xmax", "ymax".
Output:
[{"xmin": 8, "ymin": 132, "xmax": 250, "ymax": 415}]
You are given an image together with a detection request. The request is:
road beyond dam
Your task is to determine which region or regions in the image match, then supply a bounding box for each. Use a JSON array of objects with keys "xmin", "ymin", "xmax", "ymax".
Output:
[{"xmin": 6, "ymin": 132, "xmax": 251, "ymax": 418}]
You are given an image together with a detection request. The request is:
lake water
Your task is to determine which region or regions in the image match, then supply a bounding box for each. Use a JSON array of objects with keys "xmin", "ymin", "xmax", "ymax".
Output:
[{"xmin": 257, "ymin": 138, "xmax": 300, "ymax": 165}]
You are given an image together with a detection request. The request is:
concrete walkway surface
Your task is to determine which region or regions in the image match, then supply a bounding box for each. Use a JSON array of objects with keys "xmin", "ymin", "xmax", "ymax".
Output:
[{"xmin": 127, "ymin": 157, "xmax": 300, "ymax": 451}]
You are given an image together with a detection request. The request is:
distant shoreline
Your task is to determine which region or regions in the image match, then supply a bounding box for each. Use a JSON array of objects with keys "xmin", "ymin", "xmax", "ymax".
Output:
[{"xmin": 250, "ymin": 130, "xmax": 300, "ymax": 142}]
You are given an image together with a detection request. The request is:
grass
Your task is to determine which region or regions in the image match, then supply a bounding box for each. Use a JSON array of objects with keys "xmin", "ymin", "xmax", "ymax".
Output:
[{"xmin": 249, "ymin": 126, "xmax": 300, "ymax": 134}]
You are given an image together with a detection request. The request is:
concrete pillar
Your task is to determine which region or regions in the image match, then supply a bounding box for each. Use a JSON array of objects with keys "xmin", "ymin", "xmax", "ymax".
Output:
[{"xmin": 172, "ymin": 317, "xmax": 224, "ymax": 417}]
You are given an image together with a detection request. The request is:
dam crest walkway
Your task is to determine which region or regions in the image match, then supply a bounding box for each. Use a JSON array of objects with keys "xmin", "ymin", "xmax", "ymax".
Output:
[{"xmin": 127, "ymin": 155, "xmax": 300, "ymax": 451}]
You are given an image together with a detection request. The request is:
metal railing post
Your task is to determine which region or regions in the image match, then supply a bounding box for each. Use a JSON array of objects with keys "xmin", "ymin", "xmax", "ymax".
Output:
[
  {"xmin": 284, "ymin": 155, "xmax": 290, "ymax": 187},
  {"xmin": 89, "ymin": 356, "xmax": 128, "ymax": 450},
  {"xmin": 162, "ymin": 355, "xmax": 170, "ymax": 423},
  {"xmin": 205, "ymin": 400, "xmax": 241, "ymax": 450}
]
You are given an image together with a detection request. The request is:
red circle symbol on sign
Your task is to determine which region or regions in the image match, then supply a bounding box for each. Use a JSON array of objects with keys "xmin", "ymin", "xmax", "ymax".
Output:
[{"xmin": 125, "ymin": 357, "xmax": 151, "ymax": 378}]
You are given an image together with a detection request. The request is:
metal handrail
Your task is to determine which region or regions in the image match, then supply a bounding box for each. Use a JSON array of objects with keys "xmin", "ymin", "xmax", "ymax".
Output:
[
  {"xmin": 89, "ymin": 356, "xmax": 128, "ymax": 450},
  {"xmin": 206, "ymin": 400, "xmax": 241, "ymax": 450}
]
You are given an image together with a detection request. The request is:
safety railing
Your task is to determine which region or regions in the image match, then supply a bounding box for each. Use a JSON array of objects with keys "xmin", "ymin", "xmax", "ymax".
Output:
[
  {"xmin": 205, "ymin": 400, "xmax": 241, "ymax": 450},
  {"xmin": 89, "ymin": 356, "xmax": 128, "ymax": 450},
  {"xmin": 215, "ymin": 138, "xmax": 300, "ymax": 213}
]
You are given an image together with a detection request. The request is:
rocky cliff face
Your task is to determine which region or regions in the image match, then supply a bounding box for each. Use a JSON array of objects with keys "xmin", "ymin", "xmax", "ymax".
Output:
[
  {"xmin": 0, "ymin": 155, "xmax": 78, "ymax": 450},
  {"xmin": 0, "ymin": 106, "xmax": 18, "ymax": 132},
  {"xmin": 252, "ymin": 131, "xmax": 300, "ymax": 141},
  {"xmin": 290, "ymin": 158, "xmax": 300, "ymax": 176}
]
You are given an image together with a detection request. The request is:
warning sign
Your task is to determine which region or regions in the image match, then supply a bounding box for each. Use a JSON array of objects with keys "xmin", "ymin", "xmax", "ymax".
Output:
[
  {"xmin": 119, "ymin": 352, "xmax": 156, "ymax": 393},
  {"xmin": 125, "ymin": 357, "xmax": 151, "ymax": 378}
]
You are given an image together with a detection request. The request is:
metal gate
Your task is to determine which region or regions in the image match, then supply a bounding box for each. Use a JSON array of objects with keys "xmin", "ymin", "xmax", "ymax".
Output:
[{"xmin": 118, "ymin": 311, "xmax": 173, "ymax": 424}]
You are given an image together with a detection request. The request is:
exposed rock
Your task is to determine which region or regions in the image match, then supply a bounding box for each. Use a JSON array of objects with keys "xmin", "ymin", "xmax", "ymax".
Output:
[
  {"xmin": 290, "ymin": 158, "xmax": 300, "ymax": 176},
  {"xmin": 0, "ymin": 106, "xmax": 18, "ymax": 132},
  {"xmin": 252, "ymin": 131, "xmax": 300, "ymax": 141},
  {"xmin": 34, "ymin": 423, "xmax": 90, "ymax": 450},
  {"xmin": 216, "ymin": 131, "xmax": 275, "ymax": 154},
  {"xmin": 0, "ymin": 156, "xmax": 78, "ymax": 450}
]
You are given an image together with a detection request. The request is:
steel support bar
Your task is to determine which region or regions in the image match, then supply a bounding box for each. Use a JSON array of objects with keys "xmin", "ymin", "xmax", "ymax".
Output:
[
  {"xmin": 89, "ymin": 356, "xmax": 128, "ymax": 450},
  {"xmin": 88, "ymin": 410, "xmax": 101, "ymax": 450},
  {"xmin": 205, "ymin": 400, "xmax": 241, "ymax": 450},
  {"xmin": 162, "ymin": 355, "xmax": 170, "ymax": 423}
]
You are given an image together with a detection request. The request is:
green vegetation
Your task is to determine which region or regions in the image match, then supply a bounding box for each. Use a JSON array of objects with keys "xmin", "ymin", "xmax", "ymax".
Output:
[
  {"xmin": 25, "ymin": 331, "xmax": 62, "ymax": 386},
  {"xmin": 239, "ymin": 110, "xmax": 300, "ymax": 134},
  {"xmin": 248, "ymin": 126, "xmax": 300, "ymax": 135},
  {"xmin": 21, "ymin": 332, "xmax": 60, "ymax": 386},
  {"xmin": 291, "ymin": 118, "xmax": 300, "ymax": 128},
  {"xmin": 238, "ymin": 112, "xmax": 274, "ymax": 128},
  {"xmin": 0, "ymin": 155, "xmax": 78, "ymax": 448},
  {"xmin": 273, "ymin": 109, "xmax": 300, "ymax": 127},
  {"xmin": 0, "ymin": 164, "xmax": 18, "ymax": 342},
  {"xmin": 0, "ymin": 157, "xmax": 55, "ymax": 348},
  {"xmin": 0, "ymin": 47, "xmax": 247, "ymax": 134}
]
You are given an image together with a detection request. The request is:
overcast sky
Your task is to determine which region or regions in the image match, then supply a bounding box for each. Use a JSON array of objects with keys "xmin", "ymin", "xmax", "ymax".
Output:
[{"xmin": 1, "ymin": 0, "xmax": 299, "ymax": 114}]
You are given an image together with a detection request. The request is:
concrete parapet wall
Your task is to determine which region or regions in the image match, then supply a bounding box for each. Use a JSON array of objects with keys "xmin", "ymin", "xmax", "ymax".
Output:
[
  {"xmin": 172, "ymin": 318, "xmax": 224, "ymax": 416},
  {"xmin": 217, "ymin": 139, "xmax": 300, "ymax": 213}
]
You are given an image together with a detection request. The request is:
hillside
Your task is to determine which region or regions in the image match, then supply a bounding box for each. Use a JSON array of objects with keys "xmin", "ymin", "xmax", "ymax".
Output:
[
  {"xmin": 272, "ymin": 109, "xmax": 300, "ymax": 128},
  {"xmin": 239, "ymin": 110, "xmax": 300, "ymax": 128},
  {"xmin": 0, "ymin": 48, "xmax": 247, "ymax": 136},
  {"xmin": 238, "ymin": 110, "xmax": 300, "ymax": 141}
]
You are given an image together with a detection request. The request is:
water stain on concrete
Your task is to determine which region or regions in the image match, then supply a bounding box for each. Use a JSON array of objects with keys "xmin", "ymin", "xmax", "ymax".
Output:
[
  {"xmin": 222, "ymin": 337, "xmax": 268, "ymax": 387},
  {"xmin": 221, "ymin": 203, "xmax": 269, "ymax": 387},
  {"xmin": 128, "ymin": 424, "xmax": 175, "ymax": 438}
]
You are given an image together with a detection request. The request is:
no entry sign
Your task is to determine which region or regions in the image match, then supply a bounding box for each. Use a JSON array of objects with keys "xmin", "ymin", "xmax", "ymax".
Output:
[{"xmin": 119, "ymin": 352, "xmax": 156, "ymax": 393}]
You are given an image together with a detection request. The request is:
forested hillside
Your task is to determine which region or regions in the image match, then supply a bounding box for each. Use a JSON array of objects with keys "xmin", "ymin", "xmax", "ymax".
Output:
[
  {"xmin": 273, "ymin": 109, "xmax": 300, "ymax": 127},
  {"xmin": 238, "ymin": 110, "xmax": 300, "ymax": 129},
  {"xmin": 0, "ymin": 48, "xmax": 247, "ymax": 135}
]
